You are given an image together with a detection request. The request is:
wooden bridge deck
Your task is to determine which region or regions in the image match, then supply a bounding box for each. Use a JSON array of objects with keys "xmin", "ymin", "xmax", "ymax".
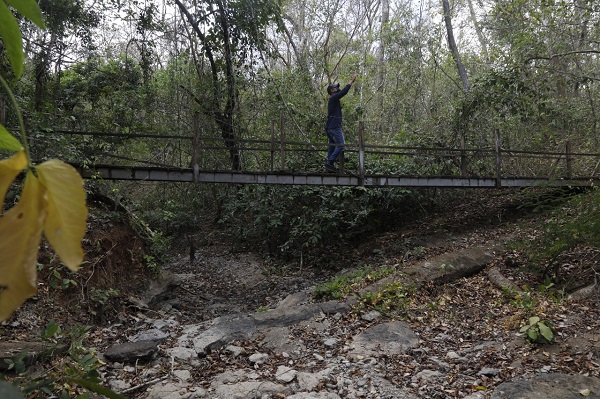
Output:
[{"xmin": 76, "ymin": 164, "xmax": 600, "ymax": 188}]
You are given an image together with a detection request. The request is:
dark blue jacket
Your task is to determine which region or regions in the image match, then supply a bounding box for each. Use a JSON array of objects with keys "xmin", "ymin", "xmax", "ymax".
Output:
[{"xmin": 325, "ymin": 84, "xmax": 351, "ymax": 130}]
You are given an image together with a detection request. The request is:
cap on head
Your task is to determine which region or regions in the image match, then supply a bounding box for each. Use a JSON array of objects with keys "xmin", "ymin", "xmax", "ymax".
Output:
[{"xmin": 327, "ymin": 83, "xmax": 340, "ymax": 95}]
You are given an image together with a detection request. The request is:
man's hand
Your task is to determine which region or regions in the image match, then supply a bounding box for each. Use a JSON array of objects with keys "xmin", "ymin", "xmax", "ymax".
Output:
[{"xmin": 351, "ymin": 73, "xmax": 358, "ymax": 84}]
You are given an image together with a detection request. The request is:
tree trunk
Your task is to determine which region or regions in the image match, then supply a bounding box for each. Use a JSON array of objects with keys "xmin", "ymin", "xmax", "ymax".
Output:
[
  {"xmin": 215, "ymin": 0, "xmax": 240, "ymax": 170},
  {"xmin": 377, "ymin": 0, "xmax": 389, "ymax": 109},
  {"xmin": 466, "ymin": 0, "xmax": 488, "ymax": 60},
  {"xmin": 174, "ymin": 0, "xmax": 240, "ymax": 170},
  {"xmin": 442, "ymin": 0, "xmax": 469, "ymax": 91}
]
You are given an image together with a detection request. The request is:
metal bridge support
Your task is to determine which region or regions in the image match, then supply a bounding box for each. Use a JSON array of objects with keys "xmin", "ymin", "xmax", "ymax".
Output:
[
  {"xmin": 270, "ymin": 120, "xmax": 275, "ymax": 171},
  {"xmin": 495, "ymin": 129, "xmax": 502, "ymax": 187},
  {"xmin": 358, "ymin": 121, "xmax": 365, "ymax": 186},
  {"xmin": 566, "ymin": 140, "xmax": 572, "ymax": 179},
  {"xmin": 279, "ymin": 111, "xmax": 285, "ymax": 170},
  {"xmin": 192, "ymin": 112, "xmax": 200, "ymax": 183}
]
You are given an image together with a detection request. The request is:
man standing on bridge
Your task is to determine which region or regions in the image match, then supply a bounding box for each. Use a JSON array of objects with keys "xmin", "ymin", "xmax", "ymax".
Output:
[{"xmin": 325, "ymin": 73, "xmax": 357, "ymax": 172}]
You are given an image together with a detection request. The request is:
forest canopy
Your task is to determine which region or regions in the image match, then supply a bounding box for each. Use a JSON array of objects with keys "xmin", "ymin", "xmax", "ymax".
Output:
[{"xmin": 0, "ymin": 0, "xmax": 596, "ymax": 172}]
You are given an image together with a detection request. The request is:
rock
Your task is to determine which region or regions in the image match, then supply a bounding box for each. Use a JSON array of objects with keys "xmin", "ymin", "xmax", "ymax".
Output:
[
  {"xmin": 285, "ymin": 393, "xmax": 341, "ymax": 399},
  {"xmin": 130, "ymin": 328, "xmax": 169, "ymax": 343},
  {"xmin": 446, "ymin": 351, "xmax": 466, "ymax": 361},
  {"xmin": 478, "ymin": 367, "xmax": 500, "ymax": 377},
  {"xmin": 276, "ymin": 291, "xmax": 309, "ymax": 309},
  {"xmin": 370, "ymin": 375, "xmax": 419, "ymax": 399},
  {"xmin": 149, "ymin": 318, "xmax": 180, "ymax": 330},
  {"xmin": 415, "ymin": 369, "xmax": 443, "ymax": 380},
  {"xmin": 350, "ymin": 321, "xmax": 419, "ymax": 358},
  {"xmin": 413, "ymin": 246, "xmax": 501, "ymax": 286},
  {"xmin": 145, "ymin": 381, "xmax": 206, "ymax": 399},
  {"xmin": 108, "ymin": 379, "xmax": 131, "ymax": 391},
  {"xmin": 260, "ymin": 326, "xmax": 305, "ymax": 354},
  {"xmin": 248, "ymin": 352, "xmax": 269, "ymax": 364},
  {"xmin": 275, "ymin": 365, "xmax": 297, "ymax": 383},
  {"xmin": 211, "ymin": 380, "xmax": 288, "ymax": 399},
  {"xmin": 173, "ymin": 369, "xmax": 192, "ymax": 381},
  {"xmin": 144, "ymin": 271, "xmax": 183, "ymax": 308},
  {"xmin": 323, "ymin": 338, "xmax": 338, "ymax": 347},
  {"xmin": 361, "ymin": 310, "xmax": 382, "ymax": 322},
  {"xmin": 464, "ymin": 393, "xmax": 486, "ymax": 399},
  {"xmin": 224, "ymin": 345, "xmax": 244, "ymax": 357},
  {"xmin": 297, "ymin": 371, "xmax": 322, "ymax": 391},
  {"xmin": 491, "ymin": 373, "xmax": 600, "ymax": 399},
  {"xmin": 212, "ymin": 369, "xmax": 252, "ymax": 383},
  {"xmin": 192, "ymin": 314, "xmax": 256, "ymax": 356},
  {"xmin": 164, "ymin": 347, "xmax": 199, "ymax": 365},
  {"xmin": 252, "ymin": 303, "xmax": 323, "ymax": 328},
  {"xmin": 103, "ymin": 340, "xmax": 158, "ymax": 362}
]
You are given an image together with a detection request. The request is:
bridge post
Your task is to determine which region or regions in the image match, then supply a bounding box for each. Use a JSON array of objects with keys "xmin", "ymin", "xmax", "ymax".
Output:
[
  {"xmin": 358, "ymin": 121, "xmax": 365, "ymax": 186},
  {"xmin": 192, "ymin": 112, "xmax": 200, "ymax": 183},
  {"xmin": 460, "ymin": 134, "xmax": 467, "ymax": 177},
  {"xmin": 279, "ymin": 111, "xmax": 285, "ymax": 170},
  {"xmin": 494, "ymin": 129, "xmax": 502, "ymax": 187},
  {"xmin": 270, "ymin": 120, "xmax": 275, "ymax": 171},
  {"xmin": 566, "ymin": 140, "xmax": 572, "ymax": 179}
]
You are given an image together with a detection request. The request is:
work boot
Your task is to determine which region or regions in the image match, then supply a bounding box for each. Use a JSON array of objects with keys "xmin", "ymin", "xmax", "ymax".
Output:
[{"xmin": 324, "ymin": 162, "xmax": 339, "ymax": 172}]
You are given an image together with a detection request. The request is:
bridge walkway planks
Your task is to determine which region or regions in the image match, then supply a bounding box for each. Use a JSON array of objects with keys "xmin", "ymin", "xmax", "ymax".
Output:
[{"xmin": 75, "ymin": 164, "xmax": 600, "ymax": 188}]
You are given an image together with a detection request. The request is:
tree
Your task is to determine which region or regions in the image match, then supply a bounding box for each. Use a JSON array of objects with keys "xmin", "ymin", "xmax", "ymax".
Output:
[
  {"xmin": 174, "ymin": 0, "xmax": 281, "ymax": 170},
  {"xmin": 441, "ymin": 0, "xmax": 469, "ymax": 92},
  {"xmin": 24, "ymin": 0, "xmax": 101, "ymax": 110}
]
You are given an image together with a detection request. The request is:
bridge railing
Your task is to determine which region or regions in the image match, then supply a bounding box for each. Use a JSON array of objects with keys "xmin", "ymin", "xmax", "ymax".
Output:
[{"xmin": 36, "ymin": 126, "xmax": 600, "ymax": 184}]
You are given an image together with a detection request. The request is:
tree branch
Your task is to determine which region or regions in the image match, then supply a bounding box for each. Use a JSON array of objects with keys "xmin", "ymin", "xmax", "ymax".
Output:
[{"xmin": 524, "ymin": 50, "xmax": 600, "ymax": 64}]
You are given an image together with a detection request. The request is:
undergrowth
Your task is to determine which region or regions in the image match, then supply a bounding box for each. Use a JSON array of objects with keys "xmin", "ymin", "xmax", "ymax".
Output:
[{"xmin": 512, "ymin": 187, "xmax": 600, "ymax": 290}]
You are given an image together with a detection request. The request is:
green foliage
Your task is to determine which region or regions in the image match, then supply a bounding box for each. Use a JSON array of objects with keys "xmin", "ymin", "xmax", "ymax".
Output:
[
  {"xmin": 359, "ymin": 282, "xmax": 413, "ymax": 315},
  {"xmin": 440, "ymin": 263, "xmax": 455, "ymax": 271},
  {"xmin": 220, "ymin": 185, "xmax": 420, "ymax": 262},
  {"xmin": 517, "ymin": 189, "xmax": 600, "ymax": 271},
  {"xmin": 37, "ymin": 255, "xmax": 78, "ymax": 291},
  {"xmin": 520, "ymin": 316, "xmax": 554, "ymax": 344},
  {"xmin": 508, "ymin": 290, "xmax": 536, "ymax": 310},
  {"xmin": 89, "ymin": 288, "xmax": 119, "ymax": 306},
  {"xmin": 0, "ymin": 0, "xmax": 45, "ymax": 78},
  {"xmin": 1, "ymin": 321, "xmax": 124, "ymax": 399},
  {"xmin": 313, "ymin": 265, "xmax": 398, "ymax": 300}
]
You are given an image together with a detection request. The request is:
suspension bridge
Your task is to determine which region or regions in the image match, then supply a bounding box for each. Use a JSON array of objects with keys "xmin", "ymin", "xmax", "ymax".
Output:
[{"xmin": 40, "ymin": 126, "xmax": 600, "ymax": 188}]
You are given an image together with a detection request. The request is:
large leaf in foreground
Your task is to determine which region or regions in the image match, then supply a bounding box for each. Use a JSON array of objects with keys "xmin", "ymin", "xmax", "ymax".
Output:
[
  {"xmin": 0, "ymin": 125, "xmax": 22, "ymax": 152},
  {"xmin": 0, "ymin": 171, "xmax": 45, "ymax": 321},
  {"xmin": 0, "ymin": 149, "xmax": 26, "ymax": 210},
  {"xmin": 0, "ymin": 381, "xmax": 24, "ymax": 399},
  {"xmin": 37, "ymin": 160, "xmax": 87, "ymax": 271},
  {"xmin": 4, "ymin": 0, "xmax": 46, "ymax": 28},
  {"xmin": 0, "ymin": 0, "xmax": 24, "ymax": 77}
]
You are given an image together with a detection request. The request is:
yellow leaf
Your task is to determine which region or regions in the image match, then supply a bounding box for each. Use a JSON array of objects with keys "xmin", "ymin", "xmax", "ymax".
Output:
[
  {"xmin": 37, "ymin": 160, "xmax": 87, "ymax": 271},
  {"xmin": 0, "ymin": 171, "xmax": 45, "ymax": 321},
  {"xmin": 580, "ymin": 388, "xmax": 591, "ymax": 396},
  {"xmin": 0, "ymin": 149, "xmax": 27, "ymax": 211}
]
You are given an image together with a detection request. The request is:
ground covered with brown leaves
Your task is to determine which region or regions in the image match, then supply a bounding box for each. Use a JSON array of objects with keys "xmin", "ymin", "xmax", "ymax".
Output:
[{"xmin": 2, "ymin": 187, "xmax": 599, "ymax": 398}]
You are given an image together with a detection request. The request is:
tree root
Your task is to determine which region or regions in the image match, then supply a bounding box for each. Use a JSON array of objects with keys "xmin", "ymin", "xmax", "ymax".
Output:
[{"xmin": 486, "ymin": 266, "xmax": 523, "ymax": 295}]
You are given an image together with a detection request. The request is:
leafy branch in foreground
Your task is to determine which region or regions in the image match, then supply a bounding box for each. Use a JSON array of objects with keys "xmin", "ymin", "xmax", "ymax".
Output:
[
  {"xmin": 0, "ymin": 0, "xmax": 87, "ymax": 322},
  {"xmin": 0, "ymin": 3, "xmax": 125, "ymax": 398}
]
